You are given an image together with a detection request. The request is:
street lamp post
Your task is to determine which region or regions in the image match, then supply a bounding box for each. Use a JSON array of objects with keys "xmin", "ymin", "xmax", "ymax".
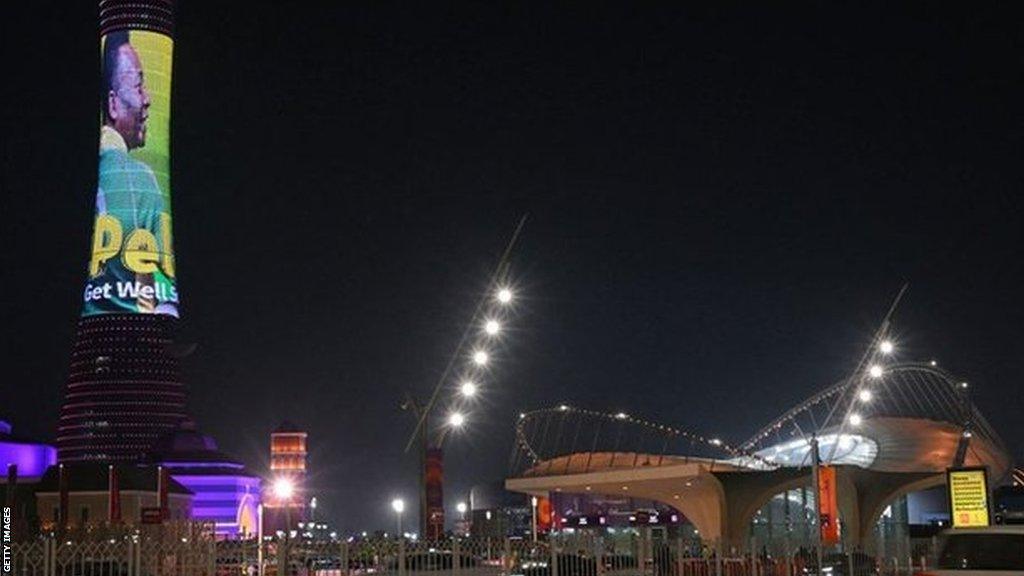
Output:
[
  {"xmin": 530, "ymin": 496, "xmax": 538, "ymax": 542},
  {"xmin": 392, "ymin": 498, "xmax": 405, "ymax": 537},
  {"xmin": 257, "ymin": 504, "xmax": 264, "ymax": 576},
  {"xmin": 456, "ymin": 501, "xmax": 468, "ymax": 536}
]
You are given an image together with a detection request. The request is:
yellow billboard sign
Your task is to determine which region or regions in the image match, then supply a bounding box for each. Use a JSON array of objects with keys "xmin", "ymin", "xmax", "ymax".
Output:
[{"xmin": 947, "ymin": 467, "xmax": 990, "ymax": 528}]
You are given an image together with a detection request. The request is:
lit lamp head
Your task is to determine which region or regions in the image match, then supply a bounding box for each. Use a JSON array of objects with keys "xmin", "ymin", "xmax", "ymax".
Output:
[
  {"xmin": 879, "ymin": 340, "xmax": 894, "ymax": 354},
  {"xmin": 273, "ymin": 477, "xmax": 295, "ymax": 501},
  {"xmin": 460, "ymin": 381, "xmax": 478, "ymax": 397},
  {"xmin": 496, "ymin": 288, "xmax": 513, "ymax": 304},
  {"xmin": 484, "ymin": 319, "xmax": 501, "ymax": 336},
  {"xmin": 456, "ymin": 502, "xmax": 467, "ymax": 514},
  {"xmin": 448, "ymin": 412, "xmax": 466, "ymax": 428},
  {"xmin": 391, "ymin": 498, "xmax": 405, "ymax": 514},
  {"xmin": 472, "ymin": 350, "xmax": 489, "ymax": 366}
]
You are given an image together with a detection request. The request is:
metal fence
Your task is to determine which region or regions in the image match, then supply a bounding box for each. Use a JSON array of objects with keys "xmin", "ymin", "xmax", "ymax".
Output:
[
  {"xmin": 10, "ymin": 538, "xmax": 216, "ymax": 576},
  {"xmin": 10, "ymin": 533, "xmax": 931, "ymax": 576}
]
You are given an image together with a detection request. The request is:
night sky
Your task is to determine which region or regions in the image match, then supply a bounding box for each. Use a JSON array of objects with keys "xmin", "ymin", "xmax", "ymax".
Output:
[{"xmin": 1, "ymin": 2, "xmax": 1022, "ymax": 533}]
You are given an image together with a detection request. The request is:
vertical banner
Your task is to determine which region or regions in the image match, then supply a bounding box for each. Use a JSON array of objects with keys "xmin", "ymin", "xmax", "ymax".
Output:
[
  {"xmin": 58, "ymin": 464, "xmax": 68, "ymax": 529},
  {"xmin": 4, "ymin": 465, "xmax": 15, "ymax": 510},
  {"xmin": 158, "ymin": 466, "xmax": 169, "ymax": 519},
  {"xmin": 85, "ymin": 27, "xmax": 178, "ymax": 316},
  {"xmin": 108, "ymin": 465, "xmax": 121, "ymax": 523},
  {"xmin": 537, "ymin": 496, "xmax": 553, "ymax": 531},
  {"xmin": 817, "ymin": 465, "xmax": 840, "ymax": 545},
  {"xmin": 424, "ymin": 448, "xmax": 444, "ymax": 540},
  {"xmin": 947, "ymin": 467, "xmax": 990, "ymax": 528}
]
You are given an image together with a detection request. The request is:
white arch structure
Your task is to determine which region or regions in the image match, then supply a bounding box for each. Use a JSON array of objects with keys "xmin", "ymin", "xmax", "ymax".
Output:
[{"xmin": 506, "ymin": 362, "xmax": 1011, "ymax": 551}]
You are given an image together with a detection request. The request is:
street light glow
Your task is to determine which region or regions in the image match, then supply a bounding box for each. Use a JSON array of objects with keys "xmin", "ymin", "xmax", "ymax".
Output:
[
  {"xmin": 858, "ymin": 389, "xmax": 873, "ymax": 403},
  {"xmin": 879, "ymin": 340, "xmax": 894, "ymax": 354},
  {"xmin": 460, "ymin": 381, "xmax": 477, "ymax": 397},
  {"xmin": 497, "ymin": 288, "xmax": 513, "ymax": 304},
  {"xmin": 868, "ymin": 365, "xmax": 884, "ymax": 378},
  {"xmin": 484, "ymin": 319, "xmax": 501, "ymax": 335},
  {"xmin": 472, "ymin": 350, "xmax": 489, "ymax": 366},
  {"xmin": 391, "ymin": 498, "xmax": 405, "ymax": 514},
  {"xmin": 448, "ymin": 412, "xmax": 466, "ymax": 427},
  {"xmin": 849, "ymin": 413, "xmax": 863, "ymax": 426},
  {"xmin": 615, "ymin": 412, "xmax": 628, "ymax": 420},
  {"xmin": 273, "ymin": 477, "xmax": 295, "ymax": 500},
  {"xmin": 456, "ymin": 502, "xmax": 467, "ymax": 514}
]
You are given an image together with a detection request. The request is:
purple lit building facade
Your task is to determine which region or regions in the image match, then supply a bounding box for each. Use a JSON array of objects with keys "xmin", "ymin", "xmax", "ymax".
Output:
[
  {"xmin": 152, "ymin": 424, "xmax": 261, "ymax": 538},
  {"xmin": 0, "ymin": 421, "xmax": 57, "ymax": 481}
]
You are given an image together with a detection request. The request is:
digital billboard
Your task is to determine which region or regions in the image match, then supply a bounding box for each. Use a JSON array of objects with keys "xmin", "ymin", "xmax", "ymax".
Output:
[
  {"xmin": 947, "ymin": 467, "xmax": 990, "ymax": 528},
  {"xmin": 83, "ymin": 29, "xmax": 177, "ymax": 317}
]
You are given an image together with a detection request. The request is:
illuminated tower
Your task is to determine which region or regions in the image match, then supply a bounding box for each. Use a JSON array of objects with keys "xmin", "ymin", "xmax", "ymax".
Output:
[
  {"xmin": 57, "ymin": 0, "xmax": 186, "ymax": 462},
  {"xmin": 270, "ymin": 422, "xmax": 308, "ymax": 481}
]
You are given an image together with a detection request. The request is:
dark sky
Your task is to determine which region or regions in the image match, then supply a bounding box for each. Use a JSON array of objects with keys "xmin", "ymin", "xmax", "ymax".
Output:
[{"xmin": 1, "ymin": 2, "xmax": 1022, "ymax": 533}]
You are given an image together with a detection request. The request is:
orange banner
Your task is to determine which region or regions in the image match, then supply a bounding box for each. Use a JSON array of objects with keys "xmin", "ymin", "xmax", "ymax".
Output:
[
  {"xmin": 537, "ymin": 496, "xmax": 553, "ymax": 530},
  {"xmin": 818, "ymin": 465, "xmax": 840, "ymax": 545}
]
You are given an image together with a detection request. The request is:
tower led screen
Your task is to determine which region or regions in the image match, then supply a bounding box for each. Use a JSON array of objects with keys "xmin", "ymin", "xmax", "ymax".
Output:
[{"xmin": 84, "ymin": 29, "xmax": 177, "ymax": 317}]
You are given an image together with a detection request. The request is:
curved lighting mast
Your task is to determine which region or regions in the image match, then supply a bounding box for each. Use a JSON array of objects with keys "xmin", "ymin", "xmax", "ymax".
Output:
[
  {"xmin": 799, "ymin": 283, "xmax": 907, "ymax": 574},
  {"xmin": 400, "ymin": 214, "xmax": 527, "ymax": 538},
  {"xmin": 819, "ymin": 282, "xmax": 907, "ymax": 464},
  {"xmin": 741, "ymin": 284, "xmax": 908, "ymax": 464}
]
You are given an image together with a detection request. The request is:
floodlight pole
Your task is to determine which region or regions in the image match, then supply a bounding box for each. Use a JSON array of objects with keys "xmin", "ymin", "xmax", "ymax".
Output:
[
  {"xmin": 402, "ymin": 396, "xmax": 433, "ymax": 538},
  {"xmin": 403, "ymin": 214, "xmax": 528, "ymax": 455},
  {"xmin": 810, "ymin": 283, "xmax": 907, "ymax": 571},
  {"xmin": 822, "ymin": 283, "xmax": 907, "ymax": 463},
  {"xmin": 399, "ymin": 215, "xmax": 528, "ymax": 539},
  {"xmin": 811, "ymin": 437, "xmax": 823, "ymax": 576}
]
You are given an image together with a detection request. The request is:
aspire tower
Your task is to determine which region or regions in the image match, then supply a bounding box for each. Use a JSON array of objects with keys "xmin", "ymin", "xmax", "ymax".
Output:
[{"xmin": 57, "ymin": 0, "xmax": 187, "ymax": 462}]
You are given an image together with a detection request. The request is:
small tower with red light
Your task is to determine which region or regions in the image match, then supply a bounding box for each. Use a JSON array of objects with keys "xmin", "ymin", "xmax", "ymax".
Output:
[{"xmin": 264, "ymin": 421, "xmax": 308, "ymax": 533}]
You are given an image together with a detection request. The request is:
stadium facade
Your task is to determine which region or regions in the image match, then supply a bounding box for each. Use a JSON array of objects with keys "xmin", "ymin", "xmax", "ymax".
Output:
[{"xmin": 507, "ymin": 362, "xmax": 1012, "ymax": 555}]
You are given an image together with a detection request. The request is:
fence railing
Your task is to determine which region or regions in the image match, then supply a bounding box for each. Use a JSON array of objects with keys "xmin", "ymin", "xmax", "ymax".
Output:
[
  {"xmin": 10, "ymin": 538, "xmax": 217, "ymax": 576},
  {"xmin": 10, "ymin": 534, "xmax": 930, "ymax": 576}
]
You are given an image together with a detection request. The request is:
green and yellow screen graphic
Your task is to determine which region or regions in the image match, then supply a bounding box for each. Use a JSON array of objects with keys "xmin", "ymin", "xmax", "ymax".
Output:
[{"xmin": 84, "ymin": 30, "xmax": 178, "ymax": 317}]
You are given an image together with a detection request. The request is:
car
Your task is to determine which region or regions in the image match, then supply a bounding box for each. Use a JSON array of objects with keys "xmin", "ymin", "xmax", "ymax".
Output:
[
  {"xmin": 916, "ymin": 525, "xmax": 1024, "ymax": 576},
  {"xmin": 511, "ymin": 554, "xmax": 599, "ymax": 576},
  {"xmin": 387, "ymin": 550, "xmax": 479, "ymax": 571},
  {"xmin": 800, "ymin": 552, "xmax": 878, "ymax": 576}
]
